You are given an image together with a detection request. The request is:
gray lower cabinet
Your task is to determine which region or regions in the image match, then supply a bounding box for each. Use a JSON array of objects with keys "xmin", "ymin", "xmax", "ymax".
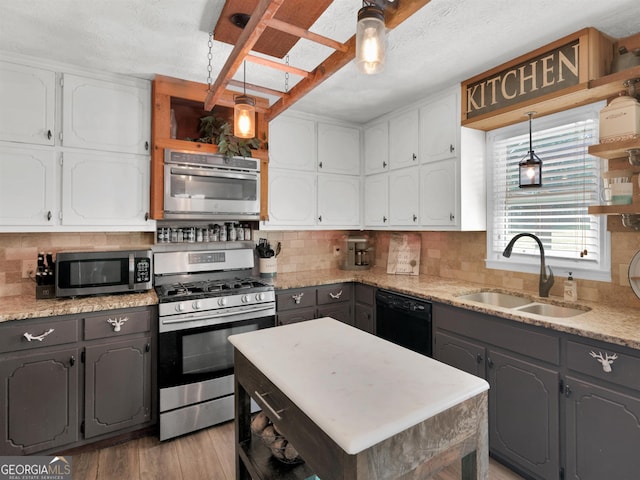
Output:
[
  {"xmin": 564, "ymin": 339, "xmax": 640, "ymax": 480},
  {"xmin": 434, "ymin": 301, "xmax": 640, "ymax": 480},
  {"xmin": 0, "ymin": 306, "xmax": 155, "ymax": 455},
  {"xmin": 276, "ymin": 283, "xmax": 353, "ymax": 327},
  {"xmin": 0, "ymin": 347, "xmax": 80, "ymax": 454},
  {"xmin": 354, "ymin": 283, "xmax": 376, "ymax": 334},
  {"xmin": 433, "ymin": 302, "xmax": 560, "ymax": 480}
]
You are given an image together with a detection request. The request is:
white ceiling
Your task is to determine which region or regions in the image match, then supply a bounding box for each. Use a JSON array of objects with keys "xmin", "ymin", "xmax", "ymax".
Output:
[{"xmin": 2, "ymin": 0, "xmax": 640, "ymax": 124}]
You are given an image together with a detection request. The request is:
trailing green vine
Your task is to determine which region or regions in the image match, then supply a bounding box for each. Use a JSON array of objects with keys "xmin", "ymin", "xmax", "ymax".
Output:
[{"xmin": 193, "ymin": 115, "xmax": 267, "ymax": 158}]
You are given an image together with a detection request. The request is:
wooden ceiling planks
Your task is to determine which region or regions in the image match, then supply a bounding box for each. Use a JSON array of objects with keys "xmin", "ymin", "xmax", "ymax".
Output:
[{"xmin": 205, "ymin": 0, "xmax": 433, "ymax": 120}]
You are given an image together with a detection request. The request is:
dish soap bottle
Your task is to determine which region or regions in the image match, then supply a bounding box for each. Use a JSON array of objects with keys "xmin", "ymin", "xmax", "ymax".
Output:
[{"xmin": 564, "ymin": 272, "xmax": 578, "ymax": 302}]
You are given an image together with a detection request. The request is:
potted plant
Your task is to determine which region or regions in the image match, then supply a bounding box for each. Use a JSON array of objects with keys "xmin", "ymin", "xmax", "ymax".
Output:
[{"xmin": 195, "ymin": 115, "xmax": 266, "ymax": 158}]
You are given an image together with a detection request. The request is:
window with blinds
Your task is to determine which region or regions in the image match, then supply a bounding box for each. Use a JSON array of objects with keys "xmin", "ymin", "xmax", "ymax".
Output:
[{"xmin": 486, "ymin": 103, "xmax": 611, "ymax": 281}]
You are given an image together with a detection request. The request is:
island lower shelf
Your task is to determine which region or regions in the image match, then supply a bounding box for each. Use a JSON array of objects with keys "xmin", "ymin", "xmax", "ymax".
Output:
[{"xmin": 238, "ymin": 437, "xmax": 315, "ymax": 480}]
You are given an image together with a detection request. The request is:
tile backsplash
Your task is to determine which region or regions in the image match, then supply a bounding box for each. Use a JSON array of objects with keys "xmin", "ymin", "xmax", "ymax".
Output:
[{"xmin": 1, "ymin": 229, "xmax": 639, "ymax": 307}]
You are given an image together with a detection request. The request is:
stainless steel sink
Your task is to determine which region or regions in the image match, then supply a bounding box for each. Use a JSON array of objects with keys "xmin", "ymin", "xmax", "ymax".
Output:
[
  {"xmin": 456, "ymin": 290, "xmax": 590, "ymax": 318},
  {"xmin": 514, "ymin": 302, "xmax": 588, "ymax": 318},
  {"xmin": 456, "ymin": 291, "xmax": 532, "ymax": 309}
]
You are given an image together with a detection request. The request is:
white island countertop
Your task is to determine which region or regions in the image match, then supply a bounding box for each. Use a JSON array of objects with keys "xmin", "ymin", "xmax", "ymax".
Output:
[{"xmin": 228, "ymin": 317, "xmax": 489, "ymax": 455}]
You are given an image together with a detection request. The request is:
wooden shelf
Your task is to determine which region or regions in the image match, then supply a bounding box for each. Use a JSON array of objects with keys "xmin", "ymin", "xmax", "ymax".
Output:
[
  {"xmin": 588, "ymin": 138, "xmax": 640, "ymax": 160},
  {"xmin": 239, "ymin": 438, "xmax": 315, "ymax": 480}
]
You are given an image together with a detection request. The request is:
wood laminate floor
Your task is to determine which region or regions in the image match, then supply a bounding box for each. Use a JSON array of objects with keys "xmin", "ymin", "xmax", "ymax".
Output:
[{"xmin": 71, "ymin": 421, "xmax": 525, "ymax": 480}]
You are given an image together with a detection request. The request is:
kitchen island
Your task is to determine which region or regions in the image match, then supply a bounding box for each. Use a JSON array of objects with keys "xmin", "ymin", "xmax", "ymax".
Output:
[{"xmin": 229, "ymin": 317, "xmax": 489, "ymax": 480}]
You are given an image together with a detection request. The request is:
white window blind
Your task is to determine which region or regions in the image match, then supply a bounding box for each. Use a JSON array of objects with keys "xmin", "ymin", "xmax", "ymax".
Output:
[{"xmin": 487, "ymin": 103, "xmax": 610, "ymax": 281}]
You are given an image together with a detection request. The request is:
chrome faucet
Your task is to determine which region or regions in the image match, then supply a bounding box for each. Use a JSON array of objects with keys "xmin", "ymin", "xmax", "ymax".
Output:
[{"xmin": 502, "ymin": 233, "xmax": 554, "ymax": 297}]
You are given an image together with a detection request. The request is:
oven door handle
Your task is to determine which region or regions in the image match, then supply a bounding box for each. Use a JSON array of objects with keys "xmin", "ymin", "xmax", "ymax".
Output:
[
  {"xmin": 161, "ymin": 304, "xmax": 275, "ymax": 326},
  {"xmin": 170, "ymin": 166, "xmax": 258, "ymax": 181}
]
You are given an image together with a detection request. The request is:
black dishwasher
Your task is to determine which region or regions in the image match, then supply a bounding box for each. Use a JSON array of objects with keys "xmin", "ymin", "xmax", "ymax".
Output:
[{"xmin": 375, "ymin": 289, "xmax": 432, "ymax": 357}]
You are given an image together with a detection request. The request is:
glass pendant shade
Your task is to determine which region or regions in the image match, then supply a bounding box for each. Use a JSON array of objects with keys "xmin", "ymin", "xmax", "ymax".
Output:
[
  {"xmin": 519, "ymin": 112, "xmax": 542, "ymax": 188},
  {"xmin": 234, "ymin": 94, "xmax": 255, "ymax": 139},
  {"xmin": 519, "ymin": 152, "xmax": 542, "ymax": 188},
  {"xmin": 356, "ymin": 5, "xmax": 385, "ymax": 75}
]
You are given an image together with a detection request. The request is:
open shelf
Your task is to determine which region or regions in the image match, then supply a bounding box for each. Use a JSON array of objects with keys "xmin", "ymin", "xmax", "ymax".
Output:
[
  {"xmin": 588, "ymin": 138, "xmax": 640, "ymax": 160},
  {"xmin": 239, "ymin": 438, "xmax": 315, "ymax": 480}
]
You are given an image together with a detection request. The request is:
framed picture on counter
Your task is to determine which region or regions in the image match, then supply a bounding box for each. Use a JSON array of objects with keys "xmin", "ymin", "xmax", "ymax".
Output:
[{"xmin": 387, "ymin": 233, "xmax": 421, "ymax": 276}]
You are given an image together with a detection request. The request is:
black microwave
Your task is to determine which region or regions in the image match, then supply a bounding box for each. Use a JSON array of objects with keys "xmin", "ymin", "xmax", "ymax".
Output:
[{"xmin": 55, "ymin": 249, "xmax": 153, "ymax": 298}]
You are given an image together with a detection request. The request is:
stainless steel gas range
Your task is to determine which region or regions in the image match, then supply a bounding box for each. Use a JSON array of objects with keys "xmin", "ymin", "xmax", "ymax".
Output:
[{"xmin": 154, "ymin": 247, "xmax": 275, "ymax": 441}]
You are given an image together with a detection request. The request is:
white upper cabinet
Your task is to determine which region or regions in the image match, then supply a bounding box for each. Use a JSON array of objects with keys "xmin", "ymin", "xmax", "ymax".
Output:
[
  {"xmin": 389, "ymin": 109, "xmax": 419, "ymax": 169},
  {"xmin": 266, "ymin": 170, "xmax": 317, "ymax": 226},
  {"xmin": 317, "ymin": 123, "xmax": 360, "ymax": 175},
  {"xmin": 420, "ymin": 89, "xmax": 459, "ymax": 163},
  {"xmin": 268, "ymin": 114, "xmax": 316, "ymax": 171},
  {"xmin": 0, "ymin": 62, "xmax": 56, "ymax": 146},
  {"xmin": 317, "ymin": 174, "xmax": 360, "ymax": 226},
  {"xmin": 363, "ymin": 121, "xmax": 389, "ymax": 175},
  {"xmin": 389, "ymin": 166, "xmax": 420, "ymax": 226},
  {"xmin": 364, "ymin": 173, "xmax": 389, "ymax": 226},
  {"xmin": 420, "ymin": 159, "xmax": 456, "ymax": 226},
  {"xmin": 0, "ymin": 145, "xmax": 57, "ymax": 227},
  {"xmin": 62, "ymin": 73, "xmax": 150, "ymax": 155},
  {"xmin": 61, "ymin": 151, "xmax": 151, "ymax": 227}
]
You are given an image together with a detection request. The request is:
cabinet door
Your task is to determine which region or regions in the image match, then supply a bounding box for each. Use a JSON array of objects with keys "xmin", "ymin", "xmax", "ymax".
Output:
[
  {"xmin": 364, "ymin": 121, "xmax": 389, "ymax": 174},
  {"xmin": 268, "ymin": 114, "xmax": 316, "ymax": 171},
  {"xmin": 277, "ymin": 307, "xmax": 316, "ymax": 326},
  {"xmin": 317, "ymin": 304, "xmax": 352, "ymax": 326},
  {"xmin": 62, "ymin": 73, "xmax": 150, "ymax": 154},
  {"xmin": 565, "ymin": 376, "xmax": 640, "ymax": 480},
  {"xmin": 61, "ymin": 150, "xmax": 151, "ymax": 226},
  {"xmin": 0, "ymin": 62, "xmax": 56, "ymax": 146},
  {"xmin": 84, "ymin": 337, "xmax": 151, "ymax": 438},
  {"xmin": 364, "ymin": 173, "xmax": 389, "ymax": 227},
  {"xmin": 389, "ymin": 109, "xmax": 419, "ymax": 169},
  {"xmin": 317, "ymin": 123, "xmax": 360, "ymax": 175},
  {"xmin": 434, "ymin": 331, "xmax": 485, "ymax": 378},
  {"xmin": 354, "ymin": 303, "xmax": 375, "ymax": 334},
  {"xmin": 488, "ymin": 350, "xmax": 560, "ymax": 480},
  {"xmin": 419, "ymin": 159, "xmax": 457, "ymax": 227},
  {"xmin": 419, "ymin": 90, "xmax": 458, "ymax": 163},
  {"xmin": 389, "ymin": 167, "xmax": 419, "ymax": 226},
  {"xmin": 317, "ymin": 174, "xmax": 360, "ymax": 227},
  {"xmin": 266, "ymin": 169, "xmax": 316, "ymax": 226},
  {"xmin": 0, "ymin": 145, "xmax": 57, "ymax": 227},
  {"xmin": 0, "ymin": 348, "xmax": 79, "ymax": 455}
]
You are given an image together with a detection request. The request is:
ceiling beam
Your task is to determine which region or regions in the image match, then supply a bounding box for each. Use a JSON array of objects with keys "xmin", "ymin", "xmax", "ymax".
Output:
[
  {"xmin": 204, "ymin": 0, "xmax": 286, "ymax": 110},
  {"xmin": 266, "ymin": 0, "xmax": 433, "ymax": 121}
]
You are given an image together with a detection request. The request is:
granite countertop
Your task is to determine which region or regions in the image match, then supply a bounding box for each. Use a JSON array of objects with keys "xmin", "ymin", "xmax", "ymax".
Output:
[
  {"xmin": 229, "ymin": 317, "xmax": 488, "ymax": 455},
  {"xmin": 2, "ymin": 267, "xmax": 639, "ymax": 350},
  {"xmin": 268, "ymin": 267, "xmax": 640, "ymax": 351},
  {"xmin": 0, "ymin": 290, "xmax": 158, "ymax": 322}
]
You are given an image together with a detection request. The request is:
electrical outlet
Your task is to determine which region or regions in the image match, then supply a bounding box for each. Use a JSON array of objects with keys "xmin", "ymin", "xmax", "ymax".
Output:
[
  {"xmin": 22, "ymin": 260, "xmax": 37, "ymax": 279},
  {"xmin": 333, "ymin": 246, "xmax": 340, "ymax": 257}
]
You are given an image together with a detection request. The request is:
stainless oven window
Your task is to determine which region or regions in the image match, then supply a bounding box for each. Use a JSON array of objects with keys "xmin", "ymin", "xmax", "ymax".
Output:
[
  {"xmin": 170, "ymin": 171, "xmax": 257, "ymax": 202},
  {"xmin": 182, "ymin": 322, "xmax": 256, "ymax": 375}
]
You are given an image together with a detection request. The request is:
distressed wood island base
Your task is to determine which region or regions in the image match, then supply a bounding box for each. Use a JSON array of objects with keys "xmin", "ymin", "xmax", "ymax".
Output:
[{"xmin": 230, "ymin": 318, "xmax": 489, "ymax": 480}]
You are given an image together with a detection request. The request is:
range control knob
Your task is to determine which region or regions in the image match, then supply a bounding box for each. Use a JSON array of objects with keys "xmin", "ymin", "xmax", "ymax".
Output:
[
  {"xmin": 175, "ymin": 303, "xmax": 185, "ymax": 312},
  {"xmin": 241, "ymin": 295, "xmax": 250, "ymax": 303},
  {"xmin": 256, "ymin": 292, "xmax": 265, "ymax": 301},
  {"xmin": 192, "ymin": 300, "xmax": 202, "ymax": 310},
  {"xmin": 218, "ymin": 297, "xmax": 227, "ymax": 307}
]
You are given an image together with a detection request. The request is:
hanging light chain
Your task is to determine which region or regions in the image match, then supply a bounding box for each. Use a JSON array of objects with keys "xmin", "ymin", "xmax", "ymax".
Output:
[
  {"xmin": 284, "ymin": 54, "xmax": 290, "ymax": 93},
  {"xmin": 207, "ymin": 32, "xmax": 214, "ymax": 91}
]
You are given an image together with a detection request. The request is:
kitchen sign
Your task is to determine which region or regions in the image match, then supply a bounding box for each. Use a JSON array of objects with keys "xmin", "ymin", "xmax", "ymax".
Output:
[{"xmin": 461, "ymin": 28, "xmax": 613, "ymax": 130}]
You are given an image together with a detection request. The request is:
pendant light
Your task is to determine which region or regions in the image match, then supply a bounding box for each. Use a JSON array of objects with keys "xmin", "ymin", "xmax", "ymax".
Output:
[
  {"xmin": 234, "ymin": 61, "xmax": 255, "ymax": 139},
  {"xmin": 519, "ymin": 112, "xmax": 542, "ymax": 188},
  {"xmin": 356, "ymin": 2, "xmax": 386, "ymax": 75}
]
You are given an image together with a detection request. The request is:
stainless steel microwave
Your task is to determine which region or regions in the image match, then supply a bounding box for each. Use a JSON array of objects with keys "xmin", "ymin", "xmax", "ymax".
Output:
[
  {"xmin": 55, "ymin": 249, "xmax": 152, "ymax": 298},
  {"xmin": 163, "ymin": 149, "xmax": 260, "ymax": 220}
]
